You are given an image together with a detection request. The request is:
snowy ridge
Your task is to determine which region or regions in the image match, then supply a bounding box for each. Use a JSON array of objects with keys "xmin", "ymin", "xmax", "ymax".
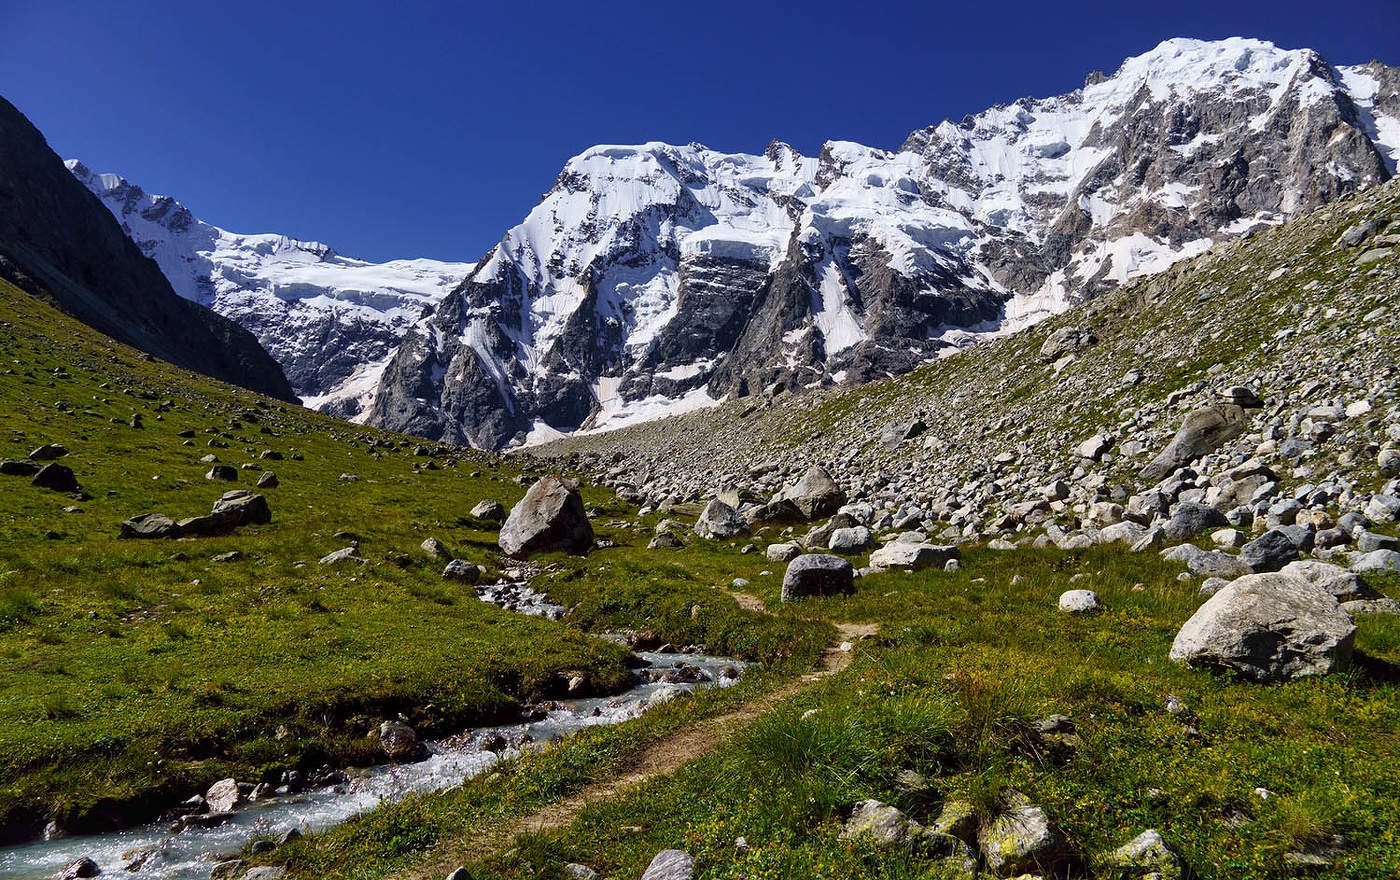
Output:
[
  {"xmin": 66, "ymin": 160, "xmax": 475, "ymax": 417},
  {"xmin": 370, "ymin": 37, "xmax": 1398, "ymax": 449}
]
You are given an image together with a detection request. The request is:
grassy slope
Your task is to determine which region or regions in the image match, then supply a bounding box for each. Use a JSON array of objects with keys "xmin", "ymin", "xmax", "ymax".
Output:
[
  {"xmin": 320, "ymin": 549, "xmax": 1398, "ymax": 880},
  {"xmin": 0, "ymin": 279, "xmax": 825, "ymax": 837}
]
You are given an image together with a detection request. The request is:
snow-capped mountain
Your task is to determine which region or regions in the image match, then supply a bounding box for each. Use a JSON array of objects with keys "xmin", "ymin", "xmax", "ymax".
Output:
[
  {"xmin": 66, "ymin": 160, "xmax": 475, "ymax": 417},
  {"xmin": 369, "ymin": 38, "xmax": 1399, "ymax": 450}
]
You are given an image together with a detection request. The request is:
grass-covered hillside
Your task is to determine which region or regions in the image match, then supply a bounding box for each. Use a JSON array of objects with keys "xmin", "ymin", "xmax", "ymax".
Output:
[{"xmin": 0, "ymin": 278, "xmax": 824, "ymax": 840}]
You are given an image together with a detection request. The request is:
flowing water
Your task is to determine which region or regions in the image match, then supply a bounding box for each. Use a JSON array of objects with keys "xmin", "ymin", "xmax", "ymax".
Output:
[{"xmin": 0, "ymin": 583, "xmax": 746, "ymax": 880}]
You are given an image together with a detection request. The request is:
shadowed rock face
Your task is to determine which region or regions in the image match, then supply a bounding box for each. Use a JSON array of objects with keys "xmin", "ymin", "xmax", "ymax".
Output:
[
  {"xmin": 366, "ymin": 40, "xmax": 1398, "ymax": 450},
  {"xmin": 0, "ymin": 98, "xmax": 296, "ymax": 403}
]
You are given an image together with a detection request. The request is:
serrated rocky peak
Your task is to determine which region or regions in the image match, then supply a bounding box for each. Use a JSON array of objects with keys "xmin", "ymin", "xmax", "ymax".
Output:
[
  {"xmin": 369, "ymin": 37, "xmax": 1398, "ymax": 450},
  {"xmin": 65, "ymin": 160, "xmax": 475, "ymax": 417}
]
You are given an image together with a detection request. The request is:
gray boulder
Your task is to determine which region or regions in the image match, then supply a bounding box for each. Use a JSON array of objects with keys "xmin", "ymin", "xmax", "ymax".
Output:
[
  {"xmin": 1099, "ymin": 829, "xmax": 1181, "ymax": 880},
  {"xmin": 1169, "ymin": 572, "xmax": 1356, "ymax": 682},
  {"xmin": 694, "ymin": 499, "xmax": 751, "ymax": 539},
  {"xmin": 781, "ymin": 554, "xmax": 855, "ymax": 602},
  {"xmin": 1039, "ymin": 326, "xmax": 1095, "ymax": 362},
  {"xmin": 1058, "ymin": 589, "xmax": 1100, "ymax": 613},
  {"xmin": 1239, "ymin": 529, "xmax": 1300, "ymax": 572},
  {"xmin": 828, "ymin": 526, "xmax": 874, "ymax": 553},
  {"xmin": 777, "ymin": 465, "xmax": 846, "ymax": 520},
  {"xmin": 640, "ymin": 849, "xmax": 694, "ymax": 880},
  {"xmin": 1351, "ymin": 549, "xmax": 1400, "ymax": 573},
  {"xmin": 471, "ymin": 499, "xmax": 506, "ymax": 522},
  {"xmin": 1279, "ymin": 560, "xmax": 1376, "ymax": 600},
  {"xmin": 1163, "ymin": 502, "xmax": 1228, "ymax": 540},
  {"xmin": 766, "ymin": 541, "xmax": 802, "ymax": 562},
  {"xmin": 868, "ymin": 542, "xmax": 960, "ymax": 571},
  {"xmin": 442, "ymin": 560, "xmax": 481, "ymax": 583},
  {"xmin": 498, "ymin": 476, "xmax": 593, "ymax": 558},
  {"xmin": 842, "ymin": 799, "xmax": 923, "ymax": 844},
  {"xmin": 1140, "ymin": 404, "xmax": 1249, "ymax": 482},
  {"xmin": 209, "ymin": 490, "xmax": 272, "ymax": 527},
  {"xmin": 421, "ymin": 537, "xmax": 452, "ymax": 560},
  {"xmin": 119, "ymin": 513, "xmax": 180, "ymax": 540}
]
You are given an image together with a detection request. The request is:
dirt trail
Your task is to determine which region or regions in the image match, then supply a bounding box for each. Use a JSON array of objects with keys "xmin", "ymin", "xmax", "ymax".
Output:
[{"xmin": 398, "ymin": 617, "xmax": 876, "ymax": 880}]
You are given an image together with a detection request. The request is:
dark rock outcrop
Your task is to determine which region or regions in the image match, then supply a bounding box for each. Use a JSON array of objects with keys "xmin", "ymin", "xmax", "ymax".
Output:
[{"xmin": 0, "ymin": 97, "xmax": 296, "ymax": 402}]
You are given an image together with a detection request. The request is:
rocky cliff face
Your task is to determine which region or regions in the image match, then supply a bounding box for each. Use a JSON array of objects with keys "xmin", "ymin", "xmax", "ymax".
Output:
[
  {"xmin": 66, "ymin": 162, "xmax": 474, "ymax": 417},
  {"xmin": 369, "ymin": 38, "xmax": 1399, "ymax": 450},
  {"xmin": 0, "ymin": 98, "xmax": 297, "ymax": 402}
]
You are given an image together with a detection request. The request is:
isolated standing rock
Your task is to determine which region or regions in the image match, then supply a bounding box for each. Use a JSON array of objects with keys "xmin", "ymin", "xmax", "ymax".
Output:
[
  {"xmin": 442, "ymin": 560, "xmax": 481, "ymax": 584},
  {"xmin": 498, "ymin": 476, "xmax": 593, "ymax": 558},
  {"xmin": 1140, "ymin": 404, "xmax": 1248, "ymax": 482},
  {"xmin": 1039, "ymin": 325, "xmax": 1095, "ymax": 362},
  {"xmin": 1169, "ymin": 572, "xmax": 1355, "ymax": 682},
  {"xmin": 781, "ymin": 554, "xmax": 854, "ymax": 601}
]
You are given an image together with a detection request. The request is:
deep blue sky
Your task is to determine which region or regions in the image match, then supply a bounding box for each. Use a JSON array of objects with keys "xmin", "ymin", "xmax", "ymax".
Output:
[{"xmin": 3, "ymin": 0, "xmax": 1397, "ymax": 263}]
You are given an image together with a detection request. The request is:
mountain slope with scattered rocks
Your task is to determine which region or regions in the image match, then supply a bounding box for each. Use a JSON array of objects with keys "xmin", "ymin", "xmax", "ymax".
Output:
[
  {"xmin": 533, "ymin": 175, "xmax": 1400, "ymax": 575},
  {"xmin": 372, "ymin": 37, "xmax": 1399, "ymax": 449}
]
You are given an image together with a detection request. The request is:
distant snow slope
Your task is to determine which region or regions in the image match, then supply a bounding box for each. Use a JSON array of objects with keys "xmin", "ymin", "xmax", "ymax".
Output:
[
  {"xmin": 66, "ymin": 160, "xmax": 474, "ymax": 417},
  {"xmin": 369, "ymin": 38, "xmax": 1399, "ymax": 450}
]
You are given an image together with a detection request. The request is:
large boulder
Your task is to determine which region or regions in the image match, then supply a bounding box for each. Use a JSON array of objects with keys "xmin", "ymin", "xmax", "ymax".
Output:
[
  {"xmin": 781, "ymin": 554, "xmax": 855, "ymax": 602},
  {"xmin": 498, "ymin": 476, "xmax": 593, "ymax": 558},
  {"xmin": 869, "ymin": 542, "xmax": 960, "ymax": 571},
  {"xmin": 693, "ymin": 499, "xmax": 751, "ymax": 540},
  {"xmin": 827, "ymin": 525, "xmax": 874, "ymax": 553},
  {"xmin": 776, "ymin": 465, "xmax": 846, "ymax": 520},
  {"xmin": 1169, "ymin": 572, "xmax": 1356, "ymax": 682},
  {"xmin": 1140, "ymin": 404, "xmax": 1249, "ymax": 482}
]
